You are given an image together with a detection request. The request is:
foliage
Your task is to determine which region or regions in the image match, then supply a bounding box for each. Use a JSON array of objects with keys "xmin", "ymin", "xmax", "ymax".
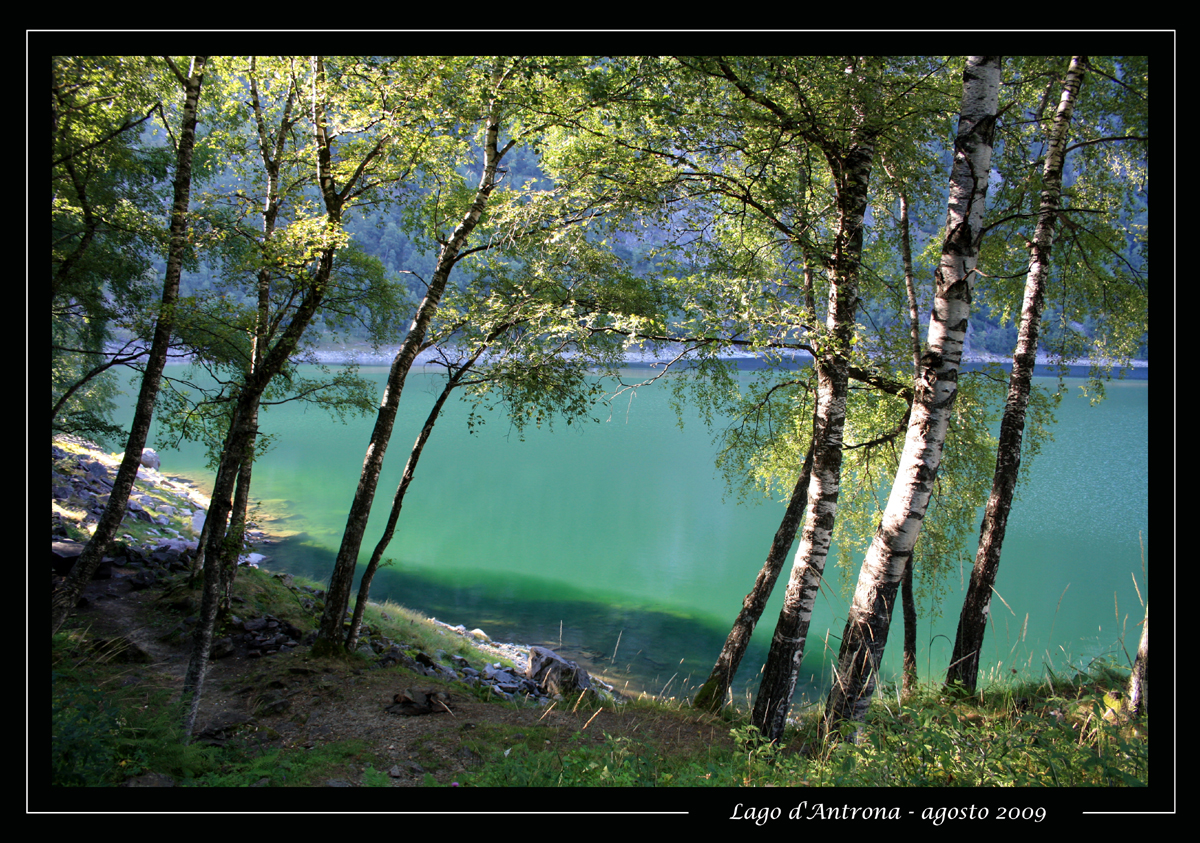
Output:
[
  {"xmin": 51, "ymin": 56, "xmax": 177, "ymax": 442},
  {"xmin": 51, "ymin": 646, "xmax": 217, "ymax": 786},
  {"xmin": 51, "ymin": 673, "xmax": 124, "ymax": 786},
  {"xmin": 976, "ymin": 56, "xmax": 1148, "ymax": 397}
]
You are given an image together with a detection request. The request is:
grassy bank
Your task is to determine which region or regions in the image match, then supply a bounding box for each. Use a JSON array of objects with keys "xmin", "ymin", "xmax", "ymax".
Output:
[{"xmin": 49, "ymin": 561, "xmax": 1148, "ymax": 789}]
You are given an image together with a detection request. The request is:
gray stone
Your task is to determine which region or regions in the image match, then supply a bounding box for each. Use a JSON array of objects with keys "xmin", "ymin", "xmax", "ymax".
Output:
[{"xmin": 528, "ymin": 646, "xmax": 593, "ymax": 696}]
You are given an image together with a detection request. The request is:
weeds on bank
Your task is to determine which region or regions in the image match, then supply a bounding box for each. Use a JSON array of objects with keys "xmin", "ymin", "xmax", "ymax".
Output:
[
  {"xmin": 735, "ymin": 660, "xmax": 1147, "ymax": 787},
  {"xmin": 448, "ymin": 658, "xmax": 1147, "ymax": 787},
  {"xmin": 51, "ymin": 632, "xmax": 218, "ymax": 786}
]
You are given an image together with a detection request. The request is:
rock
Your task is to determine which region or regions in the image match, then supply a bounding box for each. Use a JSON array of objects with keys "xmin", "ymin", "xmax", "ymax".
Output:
[
  {"xmin": 193, "ymin": 710, "xmax": 256, "ymax": 746},
  {"xmin": 83, "ymin": 460, "xmax": 110, "ymax": 482},
  {"xmin": 385, "ymin": 688, "xmax": 454, "ymax": 716},
  {"xmin": 527, "ymin": 646, "xmax": 593, "ymax": 696},
  {"xmin": 52, "ymin": 540, "xmax": 85, "ymax": 576},
  {"xmin": 209, "ymin": 637, "xmax": 236, "ymax": 659},
  {"xmin": 140, "ymin": 448, "xmax": 160, "ymax": 470}
]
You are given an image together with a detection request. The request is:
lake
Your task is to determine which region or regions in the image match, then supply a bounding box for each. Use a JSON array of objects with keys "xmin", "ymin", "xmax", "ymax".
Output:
[{"xmin": 120, "ymin": 361, "xmax": 1149, "ymax": 708}]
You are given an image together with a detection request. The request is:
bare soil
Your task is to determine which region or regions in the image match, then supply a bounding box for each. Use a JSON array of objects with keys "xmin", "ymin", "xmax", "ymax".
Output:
[{"xmin": 61, "ymin": 571, "xmax": 733, "ymax": 787}]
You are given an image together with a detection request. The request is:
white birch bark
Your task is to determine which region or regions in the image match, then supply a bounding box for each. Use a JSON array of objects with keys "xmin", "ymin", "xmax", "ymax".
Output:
[
  {"xmin": 947, "ymin": 56, "xmax": 1087, "ymax": 690},
  {"xmin": 824, "ymin": 57, "xmax": 1002, "ymax": 731},
  {"xmin": 1127, "ymin": 601, "xmax": 1148, "ymax": 716},
  {"xmin": 751, "ymin": 137, "xmax": 874, "ymax": 742}
]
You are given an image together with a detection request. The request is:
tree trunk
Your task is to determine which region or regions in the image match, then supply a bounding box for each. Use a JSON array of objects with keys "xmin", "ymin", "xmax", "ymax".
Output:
[
  {"xmin": 750, "ymin": 137, "xmax": 876, "ymax": 743},
  {"xmin": 824, "ymin": 56, "xmax": 1001, "ymax": 733},
  {"xmin": 899, "ymin": 190, "xmax": 921, "ymax": 701},
  {"xmin": 315, "ymin": 91, "xmax": 514, "ymax": 654},
  {"xmin": 1127, "ymin": 601, "xmax": 1148, "ymax": 717},
  {"xmin": 52, "ymin": 56, "xmax": 207, "ymax": 634},
  {"xmin": 692, "ymin": 438, "xmax": 814, "ymax": 712},
  {"xmin": 344, "ymin": 351, "xmax": 483, "ymax": 651},
  {"xmin": 946, "ymin": 56, "xmax": 1086, "ymax": 691},
  {"xmin": 181, "ymin": 249, "xmax": 337, "ymax": 736},
  {"xmin": 901, "ymin": 558, "xmax": 918, "ymax": 701},
  {"xmin": 181, "ymin": 388, "xmax": 258, "ymax": 736},
  {"xmin": 218, "ymin": 403, "xmax": 259, "ymax": 612}
]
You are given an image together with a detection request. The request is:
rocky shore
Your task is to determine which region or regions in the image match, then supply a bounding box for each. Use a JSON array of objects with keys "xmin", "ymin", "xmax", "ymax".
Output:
[{"xmin": 51, "ymin": 433, "xmax": 617, "ymax": 714}]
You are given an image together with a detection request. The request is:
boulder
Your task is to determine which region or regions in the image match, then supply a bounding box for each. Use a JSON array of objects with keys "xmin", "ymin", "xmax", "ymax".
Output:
[
  {"xmin": 52, "ymin": 540, "xmax": 85, "ymax": 577},
  {"xmin": 140, "ymin": 448, "xmax": 160, "ymax": 470},
  {"xmin": 527, "ymin": 646, "xmax": 592, "ymax": 696}
]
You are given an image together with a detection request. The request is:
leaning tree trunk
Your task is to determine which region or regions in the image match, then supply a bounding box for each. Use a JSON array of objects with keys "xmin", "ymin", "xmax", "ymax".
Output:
[
  {"xmin": 344, "ymin": 349, "xmax": 485, "ymax": 651},
  {"xmin": 181, "ymin": 250, "xmax": 336, "ymax": 736},
  {"xmin": 181, "ymin": 387, "xmax": 258, "ymax": 736},
  {"xmin": 315, "ymin": 92, "xmax": 513, "ymax": 655},
  {"xmin": 218, "ymin": 402, "xmax": 259, "ymax": 611},
  {"xmin": 52, "ymin": 56, "xmax": 207, "ymax": 634},
  {"xmin": 750, "ymin": 139, "xmax": 876, "ymax": 744},
  {"xmin": 692, "ymin": 439, "xmax": 815, "ymax": 712},
  {"xmin": 693, "ymin": 253, "xmax": 823, "ymax": 714},
  {"xmin": 946, "ymin": 56, "xmax": 1086, "ymax": 691},
  {"xmin": 824, "ymin": 56, "xmax": 1001, "ymax": 734}
]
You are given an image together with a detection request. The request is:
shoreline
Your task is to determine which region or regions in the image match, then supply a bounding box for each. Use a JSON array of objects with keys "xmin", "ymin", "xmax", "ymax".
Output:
[
  {"xmin": 52, "ymin": 433, "xmax": 551, "ymax": 682},
  {"xmin": 138, "ymin": 337, "xmax": 1148, "ymax": 373},
  {"xmin": 301, "ymin": 342, "xmax": 1150, "ymax": 371}
]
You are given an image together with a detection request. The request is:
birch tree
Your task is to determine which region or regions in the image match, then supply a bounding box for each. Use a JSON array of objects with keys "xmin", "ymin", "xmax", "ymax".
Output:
[
  {"xmin": 946, "ymin": 56, "xmax": 1086, "ymax": 691},
  {"xmin": 687, "ymin": 57, "xmax": 892, "ymax": 743},
  {"xmin": 312, "ymin": 60, "xmax": 522, "ymax": 654},
  {"xmin": 1127, "ymin": 600, "xmax": 1148, "ymax": 716},
  {"xmin": 823, "ymin": 56, "xmax": 1002, "ymax": 733},
  {"xmin": 52, "ymin": 56, "xmax": 208, "ymax": 635},
  {"xmin": 558, "ymin": 57, "xmax": 950, "ymax": 718}
]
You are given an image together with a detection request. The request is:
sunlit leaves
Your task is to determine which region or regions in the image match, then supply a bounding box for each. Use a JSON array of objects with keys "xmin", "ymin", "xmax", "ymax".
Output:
[{"xmin": 977, "ymin": 55, "xmax": 1148, "ymax": 389}]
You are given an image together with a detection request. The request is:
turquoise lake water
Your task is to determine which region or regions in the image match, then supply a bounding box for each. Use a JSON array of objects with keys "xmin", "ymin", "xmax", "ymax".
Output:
[{"xmin": 122, "ymin": 363, "xmax": 1149, "ymax": 706}]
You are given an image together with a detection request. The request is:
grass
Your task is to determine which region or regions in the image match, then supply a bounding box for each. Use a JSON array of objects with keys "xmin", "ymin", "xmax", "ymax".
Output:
[
  {"xmin": 444, "ymin": 658, "xmax": 1148, "ymax": 788},
  {"xmin": 49, "ymin": 559, "xmax": 1149, "ymax": 788},
  {"xmin": 48, "ymin": 553, "xmax": 1150, "ymax": 790},
  {"xmin": 51, "ymin": 629, "xmax": 220, "ymax": 786}
]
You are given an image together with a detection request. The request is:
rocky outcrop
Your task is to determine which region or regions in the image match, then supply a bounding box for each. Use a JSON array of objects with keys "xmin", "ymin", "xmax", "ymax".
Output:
[{"xmin": 51, "ymin": 435, "xmax": 271, "ymax": 601}]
